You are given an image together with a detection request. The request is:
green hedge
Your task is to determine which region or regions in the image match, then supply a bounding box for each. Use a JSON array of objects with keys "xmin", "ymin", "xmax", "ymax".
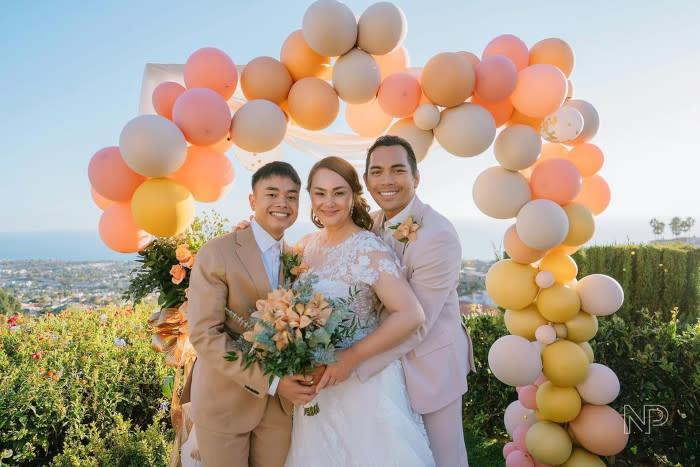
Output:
[{"xmin": 572, "ymin": 244, "xmax": 699, "ymax": 324}]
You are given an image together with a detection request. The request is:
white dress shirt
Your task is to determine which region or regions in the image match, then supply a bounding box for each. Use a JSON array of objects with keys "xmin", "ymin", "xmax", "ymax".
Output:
[
  {"xmin": 382, "ymin": 196, "xmax": 417, "ymax": 243},
  {"xmin": 250, "ymin": 219, "xmax": 283, "ymax": 395}
]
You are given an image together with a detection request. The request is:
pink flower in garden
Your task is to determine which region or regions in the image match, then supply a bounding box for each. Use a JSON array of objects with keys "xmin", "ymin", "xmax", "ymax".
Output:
[
  {"xmin": 31, "ymin": 353, "xmax": 40, "ymax": 360},
  {"xmin": 8, "ymin": 316, "xmax": 19, "ymax": 326}
]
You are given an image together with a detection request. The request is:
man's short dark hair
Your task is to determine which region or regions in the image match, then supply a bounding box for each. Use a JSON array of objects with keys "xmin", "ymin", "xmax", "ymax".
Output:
[
  {"xmin": 251, "ymin": 161, "xmax": 301, "ymax": 190},
  {"xmin": 365, "ymin": 135, "xmax": 418, "ymax": 176}
]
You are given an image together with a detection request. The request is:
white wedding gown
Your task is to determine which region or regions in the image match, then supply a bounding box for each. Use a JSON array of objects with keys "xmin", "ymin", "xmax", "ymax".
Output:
[{"xmin": 285, "ymin": 230, "xmax": 435, "ymax": 467}]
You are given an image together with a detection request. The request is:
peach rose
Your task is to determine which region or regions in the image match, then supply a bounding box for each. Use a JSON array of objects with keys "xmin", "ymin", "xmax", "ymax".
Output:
[
  {"xmin": 176, "ymin": 244, "xmax": 195, "ymax": 268},
  {"xmin": 170, "ymin": 264, "xmax": 187, "ymax": 285}
]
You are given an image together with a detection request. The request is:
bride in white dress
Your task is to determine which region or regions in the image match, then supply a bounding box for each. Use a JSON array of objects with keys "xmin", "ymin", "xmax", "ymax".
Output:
[{"xmin": 284, "ymin": 157, "xmax": 435, "ymax": 467}]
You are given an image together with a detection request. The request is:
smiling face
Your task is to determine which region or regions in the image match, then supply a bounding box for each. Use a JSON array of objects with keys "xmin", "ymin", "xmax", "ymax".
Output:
[
  {"xmin": 364, "ymin": 144, "xmax": 420, "ymax": 219},
  {"xmin": 249, "ymin": 175, "xmax": 300, "ymax": 240},
  {"xmin": 309, "ymin": 168, "xmax": 354, "ymax": 230}
]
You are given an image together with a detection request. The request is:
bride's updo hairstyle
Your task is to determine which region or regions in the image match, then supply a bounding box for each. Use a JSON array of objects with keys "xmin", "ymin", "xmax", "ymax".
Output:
[{"xmin": 307, "ymin": 156, "xmax": 373, "ymax": 231}]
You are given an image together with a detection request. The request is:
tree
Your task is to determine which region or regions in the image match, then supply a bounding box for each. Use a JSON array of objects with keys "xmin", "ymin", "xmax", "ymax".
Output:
[
  {"xmin": 649, "ymin": 218, "xmax": 665, "ymax": 239},
  {"xmin": 680, "ymin": 217, "xmax": 695, "ymax": 236},
  {"xmin": 0, "ymin": 288, "xmax": 21, "ymax": 315},
  {"xmin": 669, "ymin": 217, "xmax": 683, "ymax": 238}
]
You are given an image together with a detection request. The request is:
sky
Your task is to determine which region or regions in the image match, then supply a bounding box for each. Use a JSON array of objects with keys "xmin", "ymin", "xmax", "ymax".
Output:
[{"xmin": 0, "ymin": 0, "xmax": 698, "ymax": 257}]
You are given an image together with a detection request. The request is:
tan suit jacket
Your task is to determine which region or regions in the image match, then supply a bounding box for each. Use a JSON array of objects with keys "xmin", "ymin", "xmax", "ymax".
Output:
[
  {"xmin": 183, "ymin": 229, "xmax": 292, "ymax": 439},
  {"xmin": 356, "ymin": 196, "xmax": 476, "ymax": 414}
]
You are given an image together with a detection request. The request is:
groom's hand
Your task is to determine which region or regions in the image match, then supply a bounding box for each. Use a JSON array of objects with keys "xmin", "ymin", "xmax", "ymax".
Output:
[{"xmin": 277, "ymin": 374, "xmax": 316, "ymax": 406}]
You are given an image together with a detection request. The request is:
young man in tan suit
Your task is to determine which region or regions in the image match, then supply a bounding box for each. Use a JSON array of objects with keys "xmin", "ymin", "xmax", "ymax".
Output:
[
  {"xmin": 185, "ymin": 162, "xmax": 316, "ymax": 467},
  {"xmin": 358, "ymin": 136, "xmax": 477, "ymax": 467}
]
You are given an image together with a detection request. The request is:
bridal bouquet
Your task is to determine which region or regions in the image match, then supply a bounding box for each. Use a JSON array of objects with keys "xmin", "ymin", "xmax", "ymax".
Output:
[{"xmin": 226, "ymin": 275, "xmax": 358, "ymax": 416}]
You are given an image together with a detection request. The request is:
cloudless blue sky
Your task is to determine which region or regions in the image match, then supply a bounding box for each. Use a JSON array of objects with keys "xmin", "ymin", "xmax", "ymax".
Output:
[{"xmin": 1, "ymin": 1, "xmax": 698, "ymax": 248}]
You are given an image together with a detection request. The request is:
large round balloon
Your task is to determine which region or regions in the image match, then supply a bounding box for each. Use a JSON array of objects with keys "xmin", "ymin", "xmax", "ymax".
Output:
[
  {"xmin": 538, "ymin": 252, "xmax": 578, "ymax": 284},
  {"xmin": 573, "ymin": 175, "xmax": 610, "ymax": 215},
  {"xmin": 91, "ymin": 187, "xmax": 116, "ymax": 210},
  {"xmin": 345, "ymin": 98, "xmax": 392, "ymax": 137},
  {"xmin": 576, "ymin": 363, "xmax": 620, "ymax": 405},
  {"xmin": 119, "ymin": 115, "xmax": 187, "ymax": 177},
  {"xmin": 540, "ymin": 106, "xmax": 584, "ymax": 143},
  {"xmin": 184, "ymin": 47, "xmax": 238, "ymax": 100},
  {"xmin": 332, "ymin": 48, "xmax": 381, "ymax": 104},
  {"xmin": 302, "ymin": 0, "xmax": 357, "ymax": 57},
  {"xmin": 504, "ymin": 305, "xmax": 548, "ymax": 341},
  {"xmin": 504, "ymin": 224, "xmax": 546, "ymax": 264},
  {"xmin": 485, "ymin": 259, "xmax": 538, "ymax": 310},
  {"xmin": 280, "ymin": 29, "xmax": 331, "ymax": 81},
  {"xmin": 494, "ymin": 124, "xmax": 542, "ymax": 171},
  {"xmin": 565, "ymin": 311, "xmax": 598, "ymax": 343},
  {"xmin": 473, "ymin": 167, "xmax": 531, "ymax": 219},
  {"xmin": 88, "ymin": 146, "xmax": 147, "ymax": 202},
  {"xmin": 472, "ymin": 94, "xmax": 514, "ymax": 127},
  {"xmin": 575, "ymin": 274, "xmax": 624, "ymax": 316},
  {"xmin": 152, "ymin": 82, "xmax": 186, "ymax": 120},
  {"xmin": 567, "ymin": 143, "xmax": 604, "ymax": 177},
  {"xmin": 530, "ymin": 158, "xmax": 582, "ymax": 205},
  {"xmin": 387, "ymin": 118, "xmax": 434, "ymax": 162},
  {"xmin": 511, "ymin": 64, "xmax": 568, "ymax": 118},
  {"xmin": 421, "ymin": 52, "xmax": 475, "ymax": 107},
  {"xmin": 537, "ymin": 284, "xmax": 581, "ymax": 322},
  {"xmin": 541, "ymin": 339, "xmax": 589, "ymax": 387},
  {"xmin": 474, "ymin": 55, "xmax": 518, "ymax": 102},
  {"xmin": 172, "ymin": 87, "xmax": 231, "ymax": 146},
  {"xmin": 529, "ymin": 38, "xmax": 575, "ymax": 77},
  {"xmin": 230, "ymin": 99, "xmax": 287, "ymax": 153},
  {"xmin": 525, "ymin": 421, "xmax": 573, "ymax": 465},
  {"xmin": 563, "ymin": 100, "xmax": 599, "ymax": 145},
  {"xmin": 562, "ymin": 202, "xmax": 595, "ymax": 246},
  {"xmin": 536, "ymin": 381, "xmax": 582, "ymax": 423},
  {"xmin": 241, "ymin": 56, "xmax": 292, "ymax": 104},
  {"xmin": 435, "ymin": 103, "xmax": 496, "ymax": 157},
  {"xmin": 504, "ymin": 400, "xmax": 536, "ymax": 436},
  {"xmin": 169, "ymin": 146, "xmax": 235, "ymax": 202},
  {"xmin": 99, "ymin": 202, "xmax": 153, "ymax": 253},
  {"xmin": 483, "ymin": 34, "xmax": 529, "ymax": 71},
  {"xmin": 131, "ymin": 178, "xmax": 195, "ymax": 237},
  {"xmin": 287, "ymin": 78, "xmax": 339, "ymax": 130},
  {"xmin": 569, "ymin": 405, "xmax": 629, "ymax": 456},
  {"xmin": 357, "ymin": 2, "xmax": 407, "ymax": 55},
  {"xmin": 377, "ymin": 72, "xmax": 421, "ymax": 118},
  {"xmin": 488, "ymin": 334, "xmax": 543, "ymax": 387},
  {"xmin": 516, "ymin": 199, "xmax": 569, "ymax": 250}
]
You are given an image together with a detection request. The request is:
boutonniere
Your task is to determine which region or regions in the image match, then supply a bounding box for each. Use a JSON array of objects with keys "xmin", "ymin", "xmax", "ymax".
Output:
[
  {"xmin": 281, "ymin": 248, "xmax": 308, "ymax": 286},
  {"xmin": 389, "ymin": 215, "xmax": 422, "ymax": 253}
]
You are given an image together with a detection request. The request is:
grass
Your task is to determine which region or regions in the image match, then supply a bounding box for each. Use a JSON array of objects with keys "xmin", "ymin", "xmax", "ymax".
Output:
[{"xmin": 464, "ymin": 428, "xmax": 504, "ymax": 466}]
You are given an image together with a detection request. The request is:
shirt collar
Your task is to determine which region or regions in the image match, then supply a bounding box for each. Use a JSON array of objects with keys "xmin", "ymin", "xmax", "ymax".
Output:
[
  {"xmin": 384, "ymin": 196, "xmax": 416, "ymax": 230},
  {"xmin": 250, "ymin": 219, "xmax": 282, "ymax": 253}
]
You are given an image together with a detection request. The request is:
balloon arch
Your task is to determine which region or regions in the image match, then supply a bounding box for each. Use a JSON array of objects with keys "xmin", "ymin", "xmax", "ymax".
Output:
[{"xmin": 87, "ymin": 1, "xmax": 627, "ymax": 464}]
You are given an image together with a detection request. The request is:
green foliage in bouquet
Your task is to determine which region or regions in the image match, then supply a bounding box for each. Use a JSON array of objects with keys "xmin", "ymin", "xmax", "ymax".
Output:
[{"xmin": 123, "ymin": 211, "xmax": 229, "ymax": 310}]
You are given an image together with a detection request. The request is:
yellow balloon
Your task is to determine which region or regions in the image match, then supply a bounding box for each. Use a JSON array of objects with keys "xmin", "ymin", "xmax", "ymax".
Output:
[
  {"xmin": 536, "ymin": 381, "xmax": 582, "ymax": 423},
  {"xmin": 578, "ymin": 341, "xmax": 595, "ymax": 363},
  {"xmin": 565, "ymin": 311, "xmax": 599, "ymax": 342},
  {"xmin": 131, "ymin": 178, "xmax": 195, "ymax": 237},
  {"xmin": 562, "ymin": 202, "xmax": 595, "ymax": 246},
  {"xmin": 525, "ymin": 421, "xmax": 573, "ymax": 465},
  {"xmin": 542, "ymin": 339, "xmax": 589, "ymax": 387},
  {"xmin": 539, "ymin": 252, "xmax": 578, "ymax": 283},
  {"xmin": 537, "ymin": 284, "xmax": 581, "ymax": 322},
  {"xmin": 485, "ymin": 259, "xmax": 538, "ymax": 310},
  {"xmin": 560, "ymin": 447, "xmax": 606, "ymax": 467},
  {"xmin": 553, "ymin": 323, "xmax": 568, "ymax": 338},
  {"xmin": 504, "ymin": 305, "xmax": 548, "ymax": 340}
]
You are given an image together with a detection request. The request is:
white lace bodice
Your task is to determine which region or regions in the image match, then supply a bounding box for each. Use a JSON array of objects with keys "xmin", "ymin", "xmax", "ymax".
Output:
[{"xmin": 298, "ymin": 229, "xmax": 402, "ymax": 347}]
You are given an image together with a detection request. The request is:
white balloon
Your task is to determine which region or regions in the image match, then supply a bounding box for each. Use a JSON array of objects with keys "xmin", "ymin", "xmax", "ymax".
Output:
[
  {"xmin": 575, "ymin": 274, "xmax": 624, "ymax": 316},
  {"xmin": 504, "ymin": 400, "xmax": 536, "ymax": 436},
  {"xmin": 576, "ymin": 363, "xmax": 620, "ymax": 405},
  {"xmin": 434, "ymin": 103, "xmax": 496, "ymax": 157},
  {"xmin": 413, "ymin": 103, "xmax": 440, "ymax": 130},
  {"xmin": 473, "ymin": 167, "xmax": 532, "ymax": 219},
  {"xmin": 563, "ymin": 99, "xmax": 599, "ymax": 145},
  {"xmin": 233, "ymin": 144, "xmax": 284, "ymax": 172},
  {"xmin": 119, "ymin": 114, "xmax": 187, "ymax": 177},
  {"xmin": 516, "ymin": 199, "xmax": 569, "ymax": 250},
  {"xmin": 535, "ymin": 324, "xmax": 557, "ymax": 345},
  {"xmin": 357, "ymin": 2, "xmax": 407, "ymax": 55},
  {"xmin": 494, "ymin": 124, "xmax": 542, "ymax": 171},
  {"xmin": 540, "ymin": 106, "xmax": 584, "ymax": 143},
  {"xmin": 332, "ymin": 48, "xmax": 381, "ymax": 104},
  {"xmin": 387, "ymin": 118, "xmax": 434, "ymax": 162},
  {"xmin": 536, "ymin": 271, "xmax": 556, "ymax": 288},
  {"xmin": 230, "ymin": 99, "xmax": 287, "ymax": 153},
  {"xmin": 488, "ymin": 334, "xmax": 542, "ymax": 387},
  {"xmin": 302, "ymin": 0, "xmax": 357, "ymax": 57}
]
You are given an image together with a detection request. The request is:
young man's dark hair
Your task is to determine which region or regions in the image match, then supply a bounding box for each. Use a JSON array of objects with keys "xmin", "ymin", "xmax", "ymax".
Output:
[
  {"xmin": 365, "ymin": 135, "xmax": 418, "ymax": 176},
  {"xmin": 251, "ymin": 161, "xmax": 301, "ymax": 190}
]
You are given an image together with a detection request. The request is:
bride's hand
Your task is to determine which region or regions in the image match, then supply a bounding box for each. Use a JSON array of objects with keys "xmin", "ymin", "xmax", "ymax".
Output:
[
  {"xmin": 230, "ymin": 215, "xmax": 253, "ymax": 232},
  {"xmin": 315, "ymin": 349, "xmax": 359, "ymax": 392}
]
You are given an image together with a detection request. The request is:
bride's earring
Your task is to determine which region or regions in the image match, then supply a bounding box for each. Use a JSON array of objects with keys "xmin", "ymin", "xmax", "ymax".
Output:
[{"xmin": 350, "ymin": 202, "xmax": 354, "ymax": 217}]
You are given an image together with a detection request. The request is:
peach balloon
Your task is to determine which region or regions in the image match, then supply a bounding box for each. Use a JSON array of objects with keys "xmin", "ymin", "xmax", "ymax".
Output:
[
  {"xmin": 472, "ymin": 94, "xmax": 514, "ymax": 127},
  {"xmin": 287, "ymin": 78, "xmax": 339, "ymax": 130},
  {"xmin": 99, "ymin": 202, "xmax": 153, "ymax": 254},
  {"xmin": 494, "ymin": 124, "xmax": 542, "ymax": 171},
  {"xmin": 563, "ymin": 100, "xmax": 599, "ymax": 145},
  {"xmin": 209, "ymin": 134, "xmax": 233, "ymax": 154},
  {"xmin": 530, "ymin": 159, "xmax": 582, "ymax": 205},
  {"xmin": 378, "ymin": 72, "xmax": 421, "ymax": 118},
  {"xmin": 172, "ymin": 88, "xmax": 231, "ymax": 146},
  {"xmin": 532, "ymin": 143, "xmax": 568, "ymax": 171},
  {"xmin": 475, "ymin": 55, "xmax": 518, "ymax": 102},
  {"xmin": 345, "ymin": 98, "xmax": 392, "ymax": 137},
  {"xmin": 332, "ymin": 48, "xmax": 381, "ymax": 104},
  {"xmin": 516, "ymin": 199, "xmax": 569, "ymax": 251},
  {"xmin": 549, "ymin": 243, "xmax": 580, "ymax": 256},
  {"xmin": 241, "ymin": 56, "xmax": 292, "ymax": 104},
  {"xmin": 483, "ymin": 34, "xmax": 529, "ymax": 71},
  {"xmin": 184, "ymin": 47, "xmax": 238, "ymax": 100},
  {"xmin": 230, "ymin": 99, "xmax": 287, "ymax": 153},
  {"xmin": 88, "ymin": 146, "xmax": 147, "ymax": 202},
  {"xmin": 435, "ymin": 103, "xmax": 496, "ymax": 157},
  {"xmin": 170, "ymin": 146, "xmax": 235, "ymax": 202},
  {"xmin": 562, "ymin": 202, "xmax": 595, "ymax": 246},
  {"xmin": 387, "ymin": 118, "xmax": 434, "ymax": 162},
  {"xmin": 573, "ymin": 175, "xmax": 610, "ymax": 215},
  {"xmin": 280, "ymin": 29, "xmax": 331, "ymax": 81},
  {"xmin": 539, "ymin": 252, "xmax": 578, "ymax": 284},
  {"xmin": 575, "ymin": 363, "xmax": 620, "ymax": 405},
  {"xmin": 357, "ymin": 1, "xmax": 407, "ymax": 55},
  {"xmin": 569, "ymin": 405, "xmax": 629, "ymax": 456},
  {"xmin": 413, "ymin": 103, "xmax": 440, "ymax": 130},
  {"xmin": 373, "ymin": 46, "xmax": 409, "ymax": 80},
  {"xmin": 421, "ymin": 52, "xmax": 475, "ymax": 107},
  {"xmin": 457, "ymin": 51, "xmax": 480, "ymax": 68},
  {"xmin": 529, "ymin": 38, "xmax": 575, "ymax": 77},
  {"xmin": 473, "ymin": 167, "xmax": 532, "ymax": 219},
  {"xmin": 302, "ymin": 0, "xmax": 357, "ymax": 57},
  {"xmin": 508, "ymin": 108, "xmax": 543, "ymax": 131},
  {"xmin": 519, "ymin": 385, "xmax": 538, "ymax": 410},
  {"xmin": 91, "ymin": 187, "xmax": 116, "ymax": 210},
  {"xmin": 505, "ymin": 225, "xmax": 546, "ymax": 264},
  {"xmin": 567, "ymin": 79, "xmax": 574, "ymax": 99},
  {"xmin": 567, "ymin": 143, "xmax": 604, "ymax": 177},
  {"xmin": 511, "ymin": 64, "xmax": 568, "ymax": 118},
  {"xmin": 152, "ymin": 82, "xmax": 186, "ymax": 120}
]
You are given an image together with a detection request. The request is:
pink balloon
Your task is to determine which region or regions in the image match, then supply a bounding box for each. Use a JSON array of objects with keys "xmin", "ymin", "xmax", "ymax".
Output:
[
  {"xmin": 91, "ymin": 187, "xmax": 115, "ymax": 210},
  {"xmin": 377, "ymin": 72, "xmax": 422, "ymax": 118},
  {"xmin": 530, "ymin": 158, "xmax": 582, "ymax": 205},
  {"xmin": 483, "ymin": 34, "xmax": 529, "ymax": 71},
  {"xmin": 172, "ymin": 88, "xmax": 231, "ymax": 146},
  {"xmin": 513, "ymin": 424, "xmax": 530, "ymax": 451},
  {"xmin": 518, "ymin": 385, "xmax": 538, "ymax": 410},
  {"xmin": 475, "ymin": 55, "xmax": 518, "ymax": 102},
  {"xmin": 169, "ymin": 146, "xmax": 235, "ymax": 202},
  {"xmin": 184, "ymin": 47, "xmax": 238, "ymax": 100},
  {"xmin": 503, "ymin": 441, "xmax": 518, "ymax": 459},
  {"xmin": 510, "ymin": 64, "xmax": 568, "ymax": 118},
  {"xmin": 506, "ymin": 450, "xmax": 534, "ymax": 467},
  {"xmin": 534, "ymin": 373, "xmax": 548, "ymax": 386},
  {"xmin": 534, "ymin": 461, "xmax": 553, "ymax": 467},
  {"xmin": 88, "ymin": 146, "xmax": 147, "ymax": 202},
  {"xmin": 99, "ymin": 203, "xmax": 153, "ymax": 254},
  {"xmin": 152, "ymin": 82, "xmax": 186, "ymax": 120}
]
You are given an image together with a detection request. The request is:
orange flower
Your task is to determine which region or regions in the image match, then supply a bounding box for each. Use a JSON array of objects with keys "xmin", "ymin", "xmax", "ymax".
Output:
[
  {"xmin": 290, "ymin": 263, "xmax": 309, "ymax": 276},
  {"xmin": 392, "ymin": 216, "xmax": 421, "ymax": 242},
  {"xmin": 170, "ymin": 264, "xmax": 186, "ymax": 285},
  {"xmin": 176, "ymin": 244, "xmax": 195, "ymax": 268},
  {"xmin": 185, "ymin": 287, "xmax": 190, "ymax": 299}
]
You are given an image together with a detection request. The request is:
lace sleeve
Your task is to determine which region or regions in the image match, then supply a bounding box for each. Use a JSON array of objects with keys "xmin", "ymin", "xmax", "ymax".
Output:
[{"xmin": 350, "ymin": 232, "xmax": 403, "ymax": 286}]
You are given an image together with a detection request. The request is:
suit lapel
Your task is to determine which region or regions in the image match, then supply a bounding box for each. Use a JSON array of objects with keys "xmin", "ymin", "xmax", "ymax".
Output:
[{"xmin": 233, "ymin": 228, "xmax": 272, "ymax": 298}]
